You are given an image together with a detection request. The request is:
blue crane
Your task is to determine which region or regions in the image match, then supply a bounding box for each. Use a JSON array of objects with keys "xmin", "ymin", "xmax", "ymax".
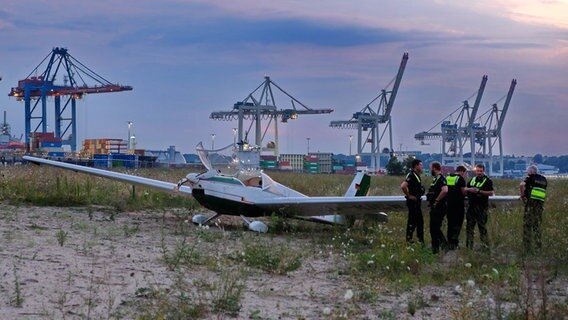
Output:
[{"xmin": 8, "ymin": 47, "xmax": 132, "ymax": 151}]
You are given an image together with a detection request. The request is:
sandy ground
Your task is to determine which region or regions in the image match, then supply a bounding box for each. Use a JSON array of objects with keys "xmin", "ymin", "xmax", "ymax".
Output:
[{"xmin": 0, "ymin": 205, "xmax": 566, "ymax": 319}]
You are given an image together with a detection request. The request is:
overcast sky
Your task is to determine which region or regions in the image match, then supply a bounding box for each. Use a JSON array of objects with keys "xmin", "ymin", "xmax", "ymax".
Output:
[{"xmin": 0, "ymin": 0, "xmax": 566, "ymax": 156}]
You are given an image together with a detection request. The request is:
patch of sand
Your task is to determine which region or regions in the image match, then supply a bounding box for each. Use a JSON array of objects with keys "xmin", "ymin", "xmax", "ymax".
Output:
[{"xmin": 0, "ymin": 206, "xmax": 566, "ymax": 319}]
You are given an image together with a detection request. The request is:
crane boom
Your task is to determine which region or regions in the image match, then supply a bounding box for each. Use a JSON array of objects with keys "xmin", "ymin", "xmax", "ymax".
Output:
[
  {"xmin": 384, "ymin": 52, "xmax": 409, "ymax": 120},
  {"xmin": 469, "ymin": 75, "xmax": 487, "ymax": 129},
  {"xmin": 496, "ymin": 79, "xmax": 516, "ymax": 133}
]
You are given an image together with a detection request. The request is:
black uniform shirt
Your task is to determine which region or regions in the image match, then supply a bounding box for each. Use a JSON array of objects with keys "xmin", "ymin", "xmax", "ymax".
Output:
[
  {"xmin": 467, "ymin": 175, "xmax": 494, "ymax": 208},
  {"xmin": 427, "ymin": 174, "xmax": 447, "ymax": 205},
  {"xmin": 404, "ymin": 169, "xmax": 424, "ymax": 198},
  {"xmin": 446, "ymin": 174, "xmax": 466, "ymax": 205}
]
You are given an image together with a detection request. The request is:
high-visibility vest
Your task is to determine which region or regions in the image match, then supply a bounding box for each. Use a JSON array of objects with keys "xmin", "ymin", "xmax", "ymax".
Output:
[
  {"xmin": 447, "ymin": 175, "xmax": 459, "ymax": 186},
  {"xmin": 530, "ymin": 187, "xmax": 546, "ymax": 201},
  {"xmin": 470, "ymin": 177, "xmax": 487, "ymax": 188},
  {"xmin": 526, "ymin": 174, "xmax": 547, "ymax": 202}
]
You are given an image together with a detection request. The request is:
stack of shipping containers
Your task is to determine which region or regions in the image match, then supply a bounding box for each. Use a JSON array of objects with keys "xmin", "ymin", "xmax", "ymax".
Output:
[
  {"xmin": 82, "ymin": 139, "xmax": 129, "ymax": 155},
  {"xmin": 260, "ymin": 155, "xmax": 278, "ymax": 170},
  {"xmin": 82, "ymin": 139, "xmax": 136, "ymax": 168},
  {"xmin": 308, "ymin": 152, "xmax": 333, "ymax": 174},
  {"xmin": 278, "ymin": 154, "xmax": 304, "ymax": 172},
  {"xmin": 30, "ymin": 132, "xmax": 64, "ymax": 156},
  {"xmin": 303, "ymin": 155, "xmax": 320, "ymax": 173},
  {"xmin": 333, "ymin": 156, "xmax": 357, "ymax": 174}
]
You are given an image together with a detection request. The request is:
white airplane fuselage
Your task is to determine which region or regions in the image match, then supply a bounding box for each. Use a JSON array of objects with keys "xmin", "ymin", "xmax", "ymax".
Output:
[{"xmin": 186, "ymin": 171, "xmax": 306, "ymax": 218}]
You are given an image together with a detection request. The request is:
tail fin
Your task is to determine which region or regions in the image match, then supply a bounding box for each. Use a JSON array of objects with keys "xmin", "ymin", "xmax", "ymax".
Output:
[{"xmin": 344, "ymin": 172, "xmax": 371, "ymax": 197}]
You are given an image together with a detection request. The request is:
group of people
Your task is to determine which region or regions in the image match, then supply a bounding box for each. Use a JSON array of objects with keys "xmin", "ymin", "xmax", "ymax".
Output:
[{"xmin": 400, "ymin": 159, "xmax": 547, "ymax": 254}]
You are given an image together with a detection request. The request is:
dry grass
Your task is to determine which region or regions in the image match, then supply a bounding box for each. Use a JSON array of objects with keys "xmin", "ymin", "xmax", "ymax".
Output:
[{"xmin": 0, "ymin": 164, "xmax": 567, "ymax": 318}]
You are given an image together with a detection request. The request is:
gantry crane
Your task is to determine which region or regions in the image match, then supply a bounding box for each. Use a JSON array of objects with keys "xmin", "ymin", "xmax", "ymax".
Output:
[
  {"xmin": 415, "ymin": 75, "xmax": 488, "ymax": 166},
  {"xmin": 8, "ymin": 47, "xmax": 132, "ymax": 151},
  {"xmin": 329, "ymin": 53, "xmax": 408, "ymax": 170},
  {"xmin": 471, "ymin": 79, "xmax": 516, "ymax": 176},
  {"xmin": 210, "ymin": 76, "xmax": 333, "ymax": 155}
]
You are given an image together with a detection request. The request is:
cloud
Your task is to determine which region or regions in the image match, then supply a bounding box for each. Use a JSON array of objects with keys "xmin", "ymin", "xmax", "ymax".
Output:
[{"xmin": 0, "ymin": 0, "xmax": 567, "ymax": 156}]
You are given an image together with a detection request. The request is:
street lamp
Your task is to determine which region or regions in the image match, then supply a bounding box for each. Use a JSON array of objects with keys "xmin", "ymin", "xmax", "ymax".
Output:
[
  {"xmin": 211, "ymin": 133, "xmax": 216, "ymax": 150},
  {"xmin": 349, "ymin": 135, "xmax": 353, "ymax": 156},
  {"xmin": 127, "ymin": 121, "xmax": 133, "ymax": 150},
  {"xmin": 232, "ymin": 128, "xmax": 237, "ymax": 146},
  {"xmin": 306, "ymin": 137, "xmax": 311, "ymax": 154}
]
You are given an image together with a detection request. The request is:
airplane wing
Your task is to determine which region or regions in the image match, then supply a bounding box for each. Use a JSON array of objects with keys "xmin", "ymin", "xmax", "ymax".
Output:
[
  {"xmin": 254, "ymin": 195, "xmax": 521, "ymax": 217},
  {"xmin": 22, "ymin": 156, "xmax": 192, "ymax": 195},
  {"xmin": 254, "ymin": 196, "xmax": 409, "ymax": 216}
]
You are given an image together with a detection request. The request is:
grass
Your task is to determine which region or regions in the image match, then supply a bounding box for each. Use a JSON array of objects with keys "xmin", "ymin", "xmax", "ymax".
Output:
[
  {"xmin": 235, "ymin": 239, "xmax": 302, "ymax": 275},
  {"xmin": 11, "ymin": 262, "xmax": 23, "ymax": 307},
  {"xmin": 2, "ymin": 164, "xmax": 568, "ymax": 318},
  {"xmin": 0, "ymin": 165, "xmax": 199, "ymax": 211},
  {"xmin": 55, "ymin": 228, "xmax": 68, "ymax": 246}
]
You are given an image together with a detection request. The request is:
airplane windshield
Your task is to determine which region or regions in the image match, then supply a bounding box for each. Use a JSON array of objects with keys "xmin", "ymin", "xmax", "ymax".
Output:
[
  {"xmin": 195, "ymin": 142, "xmax": 260, "ymax": 176},
  {"xmin": 196, "ymin": 142, "xmax": 213, "ymax": 171}
]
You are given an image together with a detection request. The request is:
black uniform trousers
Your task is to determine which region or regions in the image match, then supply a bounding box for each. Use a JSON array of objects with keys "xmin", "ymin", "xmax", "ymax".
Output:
[
  {"xmin": 523, "ymin": 200, "xmax": 543, "ymax": 254},
  {"xmin": 446, "ymin": 201, "xmax": 465, "ymax": 250},
  {"xmin": 429, "ymin": 202, "xmax": 447, "ymax": 253},
  {"xmin": 405, "ymin": 199, "xmax": 424, "ymax": 243},
  {"xmin": 466, "ymin": 204, "xmax": 489, "ymax": 250}
]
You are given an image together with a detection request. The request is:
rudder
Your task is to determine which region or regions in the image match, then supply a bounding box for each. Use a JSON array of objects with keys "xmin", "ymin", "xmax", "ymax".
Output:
[{"xmin": 344, "ymin": 172, "xmax": 371, "ymax": 197}]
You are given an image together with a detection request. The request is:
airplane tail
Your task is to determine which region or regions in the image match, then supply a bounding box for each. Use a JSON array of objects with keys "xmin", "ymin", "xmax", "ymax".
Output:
[
  {"xmin": 344, "ymin": 172, "xmax": 371, "ymax": 197},
  {"xmin": 305, "ymin": 172, "xmax": 380, "ymax": 225}
]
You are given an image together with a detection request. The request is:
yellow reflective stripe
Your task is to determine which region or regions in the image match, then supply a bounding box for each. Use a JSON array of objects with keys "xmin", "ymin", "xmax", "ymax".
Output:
[
  {"xmin": 530, "ymin": 187, "xmax": 546, "ymax": 201},
  {"xmin": 431, "ymin": 176, "xmax": 439, "ymax": 186},
  {"xmin": 413, "ymin": 172, "xmax": 421, "ymax": 183},
  {"xmin": 472, "ymin": 177, "xmax": 487, "ymax": 188},
  {"xmin": 447, "ymin": 176, "xmax": 458, "ymax": 186},
  {"xmin": 407, "ymin": 171, "xmax": 421, "ymax": 183}
]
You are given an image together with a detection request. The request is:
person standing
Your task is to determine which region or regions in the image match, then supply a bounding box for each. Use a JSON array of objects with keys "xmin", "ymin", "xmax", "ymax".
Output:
[
  {"xmin": 426, "ymin": 161, "xmax": 448, "ymax": 254},
  {"xmin": 401, "ymin": 159, "xmax": 425, "ymax": 244},
  {"xmin": 465, "ymin": 164, "xmax": 494, "ymax": 251},
  {"xmin": 446, "ymin": 165, "xmax": 467, "ymax": 250},
  {"xmin": 520, "ymin": 165, "xmax": 547, "ymax": 254}
]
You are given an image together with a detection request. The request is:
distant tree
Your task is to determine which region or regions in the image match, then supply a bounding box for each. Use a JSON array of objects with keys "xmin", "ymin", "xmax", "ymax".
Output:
[
  {"xmin": 505, "ymin": 160, "xmax": 516, "ymax": 170},
  {"xmin": 402, "ymin": 157, "xmax": 415, "ymax": 175},
  {"xmin": 533, "ymin": 153, "xmax": 543, "ymax": 164},
  {"xmin": 386, "ymin": 156, "xmax": 404, "ymax": 176}
]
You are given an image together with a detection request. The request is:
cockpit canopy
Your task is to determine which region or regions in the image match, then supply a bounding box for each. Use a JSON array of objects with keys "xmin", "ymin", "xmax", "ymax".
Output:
[{"xmin": 196, "ymin": 142, "xmax": 261, "ymax": 177}]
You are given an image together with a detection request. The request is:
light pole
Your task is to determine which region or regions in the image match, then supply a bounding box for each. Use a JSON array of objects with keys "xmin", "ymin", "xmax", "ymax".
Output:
[
  {"xmin": 211, "ymin": 133, "xmax": 216, "ymax": 150},
  {"xmin": 232, "ymin": 128, "xmax": 237, "ymax": 146},
  {"xmin": 306, "ymin": 137, "xmax": 311, "ymax": 154},
  {"xmin": 349, "ymin": 135, "xmax": 353, "ymax": 156},
  {"xmin": 127, "ymin": 121, "xmax": 133, "ymax": 150}
]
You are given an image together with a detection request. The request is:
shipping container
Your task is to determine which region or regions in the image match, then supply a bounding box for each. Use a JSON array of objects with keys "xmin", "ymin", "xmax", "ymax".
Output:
[
  {"xmin": 47, "ymin": 151, "xmax": 65, "ymax": 157},
  {"xmin": 40, "ymin": 141, "xmax": 62, "ymax": 148},
  {"xmin": 93, "ymin": 154, "xmax": 110, "ymax": 168},
  {"xmin": 110, "ymin": 153, "xmax": 137, "ymax": 168},
  {"xmin": 260, "ymin": 155, "xmax": 278, "ymax": 161}
]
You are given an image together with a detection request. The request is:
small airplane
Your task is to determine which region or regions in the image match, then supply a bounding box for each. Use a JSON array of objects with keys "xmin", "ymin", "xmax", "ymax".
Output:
[{"xmin": 23, "ymin": 142, "xmax": 519, "ymax": 233}]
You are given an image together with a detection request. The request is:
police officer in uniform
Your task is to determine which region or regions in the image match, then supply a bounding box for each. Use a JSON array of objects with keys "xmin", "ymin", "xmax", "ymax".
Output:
[
  {"xmin": 520, "ymin": 165, "xmax": 547, "ymax": 254},
  {"xmin": 401, "ymin": 159, "xmax": 425, "ymax": 244},
  {"xmin": 427, "ymin": 161, "xmax": 448, "ymax": 254},
  {"xmin": 465, "ymin": 164, "xmax": 494, "ymax": 251},
  {"xmin": 446, "ymin": 165, "xmax": 467, "ymax": 250}
]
